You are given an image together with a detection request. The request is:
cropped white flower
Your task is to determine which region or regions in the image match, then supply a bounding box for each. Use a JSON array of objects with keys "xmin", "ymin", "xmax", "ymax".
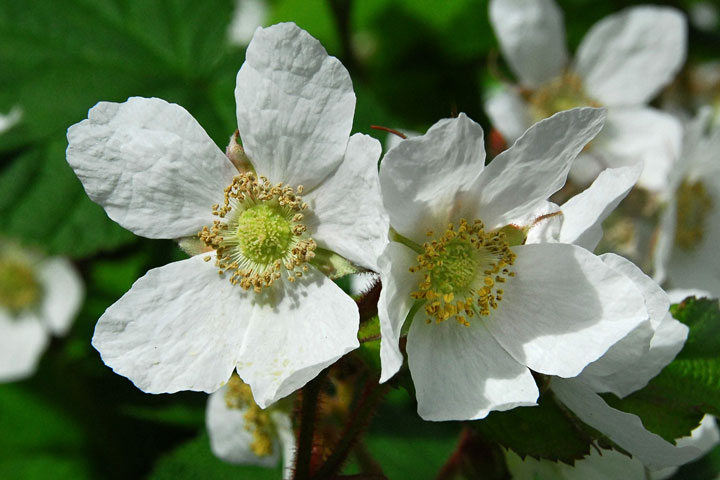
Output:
[
  {"xmin": 207, "ymin": 375, "xmax": 294, "ymax": 479},
  {"xmin": 487, "ymin": 0, "xmax": 686, "ymax": 192},
  {"xmin": 377, "ymin": 108, "xmax": 649, "ymax": 421},
  {"xmin": 227, "ymin": 0, "xmax": 267, "ymax": 46},
  {"xmin": 66, "ymin": 23, "xmax": 388, "ymax": 408},
  {"xmin": 505, "ymin": 415, "xmax": 719, "ymax": 480},
  {"xmin": 539, "ymin": 167, "xmax": 698, "ymax": 469},
  {"xmin": 654, "ymin": 109, "xmax": 720, "ymax": 296},
  {"xmin": 0, "ymin": 241, "xmax": 83, "ymax": 381}
]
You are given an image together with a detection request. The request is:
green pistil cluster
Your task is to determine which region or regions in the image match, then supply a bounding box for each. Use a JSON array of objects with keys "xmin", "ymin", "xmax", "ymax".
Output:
[
  {"xmin": 0, "ymin": 257, "xmax": 41, "ymax": 313},
  {"xmin": 528, "ymin": 72, "xmax": 600, "ymax": 122},
  {"xmin": 236, "ymin": 204, "xmax": 293, "ymax": 265},
  {"xmin": 676, "ymin": 180, "xmax": 713, "ymax": 250},
  {"xmin": 430, "ymin": 241, "xmax": 478, "ymax": 295}
]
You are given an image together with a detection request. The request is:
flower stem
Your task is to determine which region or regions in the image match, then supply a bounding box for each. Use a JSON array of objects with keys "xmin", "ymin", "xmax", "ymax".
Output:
[{"xmin": 293, "ymin": 370, "xmax": 327, "ymax": 480}]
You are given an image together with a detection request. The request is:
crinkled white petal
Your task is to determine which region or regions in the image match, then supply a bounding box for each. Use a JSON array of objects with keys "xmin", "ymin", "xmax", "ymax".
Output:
[
  {"xmin": 559, "ymin": 165, "xmax": 641, "ymax": 251},
  {"xmin": 377, "ymin": 242, "xmax": 418, "ymax": 383},
  {"xmin": 384, "ymin": 129, "xmax": 419, "ymax": 153},
  {"xmin": 236, "ymin": 267, "xmax": 359, "ymax": 408},
  {"xmin": 0, "ymin": 311, "xmax": 48, "ymax": 382},
  {"xmin": 484, "ymin": 86, "xmax": 533, "ymax": 144},
  {"xmin": 489, "ymin": 0, "xmax": 568, "ymax": 87},
  {"xmin": 66, "ymin": 97, "xmax": 237, "ymax": 239},
  {"xmin": 303, "ymin": 133, "xmax": 388, "ymax": 271},
  {"xmin": 379, "ymin": 113, "xmax": 486, "ymax": 244},
  {"xmin": 652, "ymin": 415, "xmax": 720, "ymax": 480},
  {"xmin": 407, "ymin": 312, "xmax": 538, "ymax": 421},
  {"xmin": 552, "ymin": 378, "xmax": 701, "ymax": 470},
  {"xmin": 92, "ymin": 254, "xmax": 250, "ymax": 394},
  {"xmin": 580, "ymin": 254, "xmax": 687, "ymax": 397},
  {"xmin": 474, "ymin": 107, "xmax": 606, "ymax": 230},
  {"xmin": 587, "ymin": 108, "xmax": 682, "ymax": 192},
  {"xmin": 575, "ymin": 6, "xmax": 687, "ymax": 106},
  {"xmin": 206, "ymin": 386, "xmax": 280, "ymax": 467},
  {"xmin": 235, "ymin": 23, "xmax": 355, "ymax": 191},
  {"xmin": 485, "ymin": 243, "xmax": 647, "ymax": 378},
  {"xmin": 227, "ymin": 0, "xmax": 267, "ymax": 46},
  {"xmin": 37, "ymin": 257, "xmax": 84, "ymax": 336}
]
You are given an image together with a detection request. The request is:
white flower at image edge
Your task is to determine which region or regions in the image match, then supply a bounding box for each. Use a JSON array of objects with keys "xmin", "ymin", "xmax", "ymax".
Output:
[
  {"xmin": 0, "ymin": 244, "xmax": 83, "ymax": 381},
  {"xmin": 377, "ymin": 107, "xmax": 649, "ymax": 421},
  {"xmin": 486, "ymin": 0, "xmax": 686, "ymax": 192},
  {"xmin": 66, "ymin": 23, "xmax": 388, "ymax": 408}
]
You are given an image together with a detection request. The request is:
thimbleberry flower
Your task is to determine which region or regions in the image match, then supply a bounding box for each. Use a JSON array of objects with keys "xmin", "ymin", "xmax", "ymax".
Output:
[{"xmin": 66, "ymin": 23, "xmax": 388, "ymax": 407}]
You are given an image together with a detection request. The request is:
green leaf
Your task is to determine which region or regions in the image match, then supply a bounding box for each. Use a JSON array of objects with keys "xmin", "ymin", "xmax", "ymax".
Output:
[
  {"xmin": 149, "ymin": 432, "xmax": 282, "ymax": 480},
  {"xmin": 604, "ymin": 297, "xmax": 720, "ymax": 442},
  {"xmin": 472, "ymin": 391, "xmax": 594, "ymax": 464}
]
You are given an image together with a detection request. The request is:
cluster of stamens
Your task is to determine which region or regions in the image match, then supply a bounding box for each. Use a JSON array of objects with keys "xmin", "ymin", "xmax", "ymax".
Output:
[
  {"xmin": 0, "ymin": 256, "xmax": 41, "ymax": 314},
  {"xmin": 675, "ymin": 180, "xmax": 713, "ymax": 250},
  {"xmin": 225, "ymin": 375, "xmax": 274, "ymax": 457},
  {"xmin": 199, "ymin": 172, "xmax": 316, "ymax": 292},
  {"xmin": 410, "ymin": 219, "xmax": 516, "ymax": 326},
  {"xmin": 527, "ymin": 72, "xmax": 600, "ymax": 122}
]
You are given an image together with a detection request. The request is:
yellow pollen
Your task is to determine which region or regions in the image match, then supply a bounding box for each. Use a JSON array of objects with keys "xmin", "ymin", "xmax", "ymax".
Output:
[
  {"xmin": 675, "ymin": 180, "xmax": 713, "ymax": 250},
  {"xmin": 225, "ymin": 376, "xmax": 275, "ymax": 458},
  {"xmin": 528, "ymin": 72, "xmax": 601, "ymax": 122},
  {"xmin": 410, "ymin": 219, "xmax": 516, "ymax": 326},
  {"xmin": 199, "ymin": 172, "xmax": 316, "ymax": 292},
  {"xmin": 0, "ymin": 256, "xmax": 41, "ymax": 313}
]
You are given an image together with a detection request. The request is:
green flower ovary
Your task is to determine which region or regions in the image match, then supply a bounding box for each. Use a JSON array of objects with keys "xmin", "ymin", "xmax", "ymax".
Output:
[
  {"xmin": 430, "ymin": 241, "xmax": 478, "ymax": 294},
  {"xmin": 235, "ymin": 204, "xmax": 293, "ymax": 265},
  {"xmin": 0, "ymin": 257, "xmax": 41, "ymax": 313}
]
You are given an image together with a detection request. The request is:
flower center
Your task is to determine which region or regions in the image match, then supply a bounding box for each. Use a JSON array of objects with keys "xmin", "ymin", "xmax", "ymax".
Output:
[
  {"xmin": 528, "ymin": 72, "xmax": 600, "ymax": 122},
  {"xmin": 225, "ymin": 375, "xmax": 274, "ymax": 457},
  {"xmin": 199, "ymin": 172, "xmax": 316, "ymax": 292},
  {"xmin": 0, "ymin": 257, "xmax": 41, "ymax": 314},
  {"xmin": 675, "ymin": 180, "xmax": 714, "ymax": 250},
  {"xmin": 410, "ymin": 219, "xmax": 516, "ymax": 326}
]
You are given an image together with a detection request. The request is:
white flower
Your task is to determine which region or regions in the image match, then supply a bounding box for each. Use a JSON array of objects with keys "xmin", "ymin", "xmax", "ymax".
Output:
[
  {"xmin": 377, "ymin": 108, "xmax": 650, "ymax": 421},
  {"xmin": 0, "ymin": 241, "xmax": 83, "ymax": 382},
  {"xmin": 504, "ymin": 415, "xmax": 719, "ymax": 480},
  {"xmin": 66, "ymin": 23, "xmax": 388, "ymax": 408},
  {"xmin": 227, "ymin": 0, "xmax": 267, "ymax": 46},
  {"xmin": 654, "ymin": 108, "xmax": 720, "ymax": 296},
  {"xmin": 207, "ymin": 375, "xmax": 295, "ymax": 480},
  {"xmin": 540, "ymin": 166, "xmax": 699, "ymax": 469},
  {"xmin": 487, "ymin": 0, "xmax": 686, "ymax": 192}
]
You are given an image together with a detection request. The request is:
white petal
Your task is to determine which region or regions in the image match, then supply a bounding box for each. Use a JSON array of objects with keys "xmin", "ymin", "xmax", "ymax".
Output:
[
  {"xmin": 236, "ymin": 267, "xmax": 359, "ymax": 408},
  {"xmin": 485, "ymin": 243, "xmax": 647, "ymax": 377},
  {"xmin": 272, "ymin": 410, "xmax": 296, "ymax": 480},
  {"xmin": 227, "ymin": 0, "xmax": 267, "ymax": 46},
  {"xmin": 206, "ymin": 386, "xmax": 280, "ymax": 466},
  {"xmin": 524, "ymin": 201, "xmax": 563, "ymax": 245},
  {"xmin": 489, "ymin": 0, "xmax": 568, "ymax": 87},
  {"xmin": 0, "ymin": 105, "xmax": 22, "ymax": 134},
  {"xmin": 575, "ymin": 6, "xmax": 687, "ymax": 106},
  {"xmin": 580, "ymin": 255, "xmax": 686, "ymax": 397},
  {"xmin": 377, "ymin": 242, "xmax": 418, "ymax": 383},
  {"xmin": 552, "ymin": 378, "xmax": 701, "ymax": 470},
  {"xmin": 235, "ymin": 23, "xmax": 355, "ymax": 190},
  {"xmin": 588, "ymin": 108, "xmax": 682, "ymax": 192},
  {"xmin": 484, "ymin": 86, "xmax": 533, "ymax": 144},
  {"xmin": 652, "ymin": 415, "xmax": 720, "ymax": 480},
  {"xmin": 92, "ymin": 254, "xmax": 250, "ymax": 394},
  {"xmin": 66, "ymin": 97, "xmax": 237, "ymax": 239},
  {"xmin": 37, "ymin": 257, "xmax": 84, "ymax": 336},
  {"xmin": 474, "ymin": 108, "xmax": 606, "ymax": 230},
  {"xmin": 653, "ymin": 197, "xmax": 676, "ymax": 284},
  {"xmin": 666, "ymin": 288, "xmax": 713, "ymax": 304},
  {"xmin": 559, "ymin": 165, "xmax": 641, "ymax": 251},
  {"xmin": 0, "ymin": 311, "xmax": 48, "ymax": 382},
  {"xmin": 407, "ymin": 313, "xmax": 538, "ymax": 421},
  {"xmin": 304, "ymin": 133, "xmax": 388, "ymax": 271},
  {"xmin": 379, "ymin": 113, "xmax": 486, "ymax": 243}
]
